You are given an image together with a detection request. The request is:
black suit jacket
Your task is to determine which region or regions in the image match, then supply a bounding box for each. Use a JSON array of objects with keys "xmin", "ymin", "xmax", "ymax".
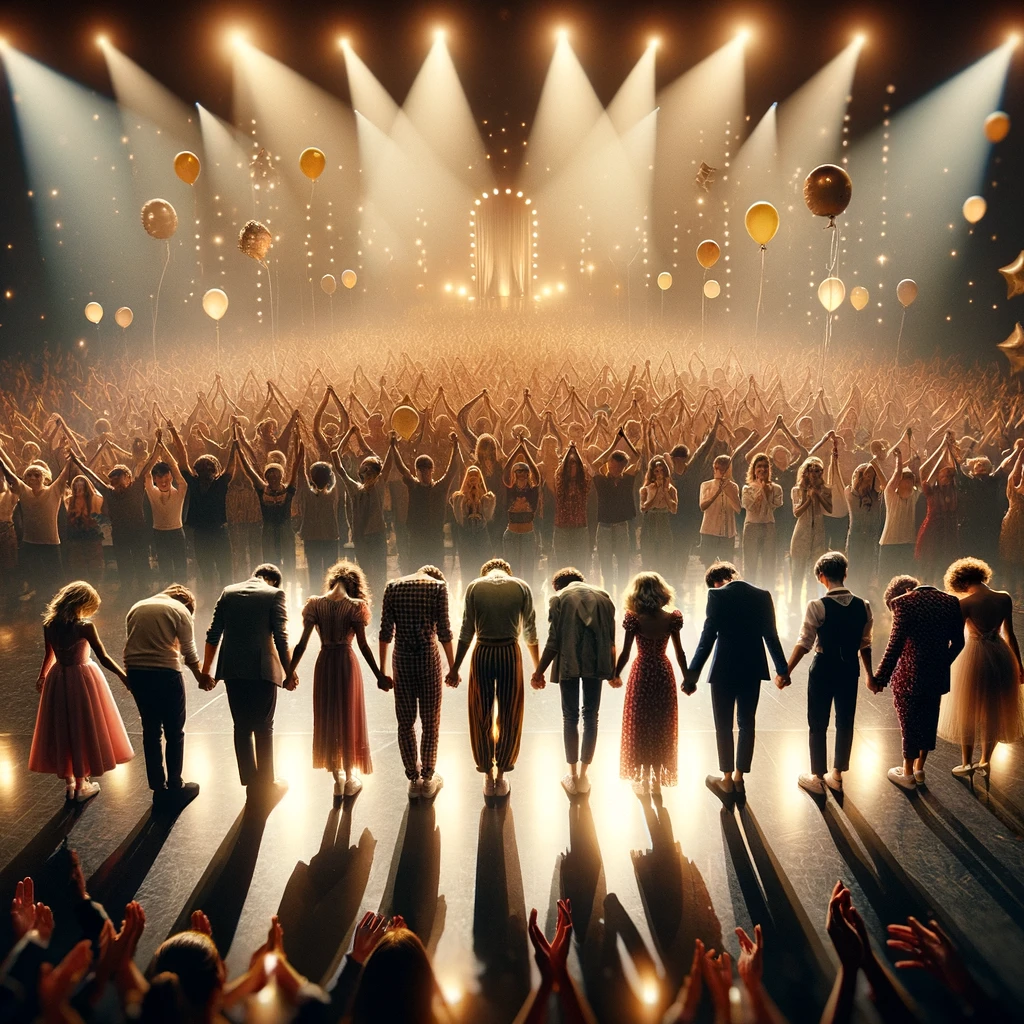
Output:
[
  {"xmin": 688, "ymin": 579, "xmax": 788, "ymax": 683},
  {"xmin": 206, "ymin": 577, "xmax": 290, "ymax": 683}
]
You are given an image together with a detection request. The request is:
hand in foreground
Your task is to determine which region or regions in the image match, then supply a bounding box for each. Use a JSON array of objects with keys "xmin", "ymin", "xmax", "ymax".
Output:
[
  {"xmin": 668, "ymin": 939, "xmax": 705, "ymax": 1024},
  {"xmin": 701, "ymin": 947, "xmax": 734, "ymax": 1020},
  {"xmin": 530, "ymin": 670, "xmax": 546, "ymax": 690},
  {"xmin": 39, "ymin": 940, "xmax": 93, "ymax": 1017},
  {"xmin": 887, "ymin": 916, "xmax": 971, "ymax": 995},
  {"xmin": 826, "ymin": 881, "xmax": 863, "ymax": 971},
  {"xmin": 351, "ymin": 911, "xmax": 389, "ymax": 965},
  {"xmin": 735, "ymin": 923, "xmax": 764, "ymax": 991},
  {"xmin": 190, "ymin": 909, "xmax": 213, "ymax": 936},
  {"xmin": 528, "ymin": 899, "xmax": 573, "ymax": 990},
  {"xmin": 11, "ymin": 877, "xmax": 41, "ymax": 940}
]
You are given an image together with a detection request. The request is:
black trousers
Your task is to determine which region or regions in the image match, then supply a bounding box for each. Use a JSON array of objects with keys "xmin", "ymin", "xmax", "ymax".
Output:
[
  {"xmin": 127, "ymin": 668, "xmax": 186, "ymax": 791},
  {"xmin": 559, "ymin": 678, "xmax": 602, "ymax": 764},
  {"xmin": 153, "ymin": 528, "xmax": 187, "ymax": 584},
  {"xmin": 711, "ymin": 677, "xmax": 762, "ymax": 773},
  {"xmin": 807, "ymin": 660, "xmax": 859, "ymax": 775},
  {"xmin": 225, "ymin": 679, "xmax": 278, "ymax": 786},
  {"xmin": 193, "ymin": 526, "xmax": 233, "ymax": 591},
  {"xmin": 112, "ymin": 529, "xmax": 151, "ymax": 594}
]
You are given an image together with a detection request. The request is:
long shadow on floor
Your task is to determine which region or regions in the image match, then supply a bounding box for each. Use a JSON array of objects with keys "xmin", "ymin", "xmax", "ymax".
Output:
[
  {"xmin": 377, "ymin": 800, "xmax": 444, "ymax": 954},
  {"xmin": 86, "ymin": 806, "xmax": 185, "ymax": 914},
  {"xmin": 955, "ymin": 772, "xmax": 1024, "ymax": 839},
  {"xmin": 721, "ymin": 800, "xmax": 833, "ymax": 1022},
  {"xmin": 164, "ymin": 797, "xmax": 273, "ymax": 957},
  {"xmin": 467, "ymin": 802, "xmax": 531, "ymax": 1024},
  {"xmin": 633, "ymin": 798, "xmax": 723, "ymax": 993},
  {"xmin": 276, "ymin": 800, "xmax": 376, "ymax": 987}
]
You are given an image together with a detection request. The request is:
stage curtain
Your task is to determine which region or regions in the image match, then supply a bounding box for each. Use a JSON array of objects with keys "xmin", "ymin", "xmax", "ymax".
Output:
[{"xmin": 476, "ymin": 195, "xmax": 531, "ymax": 300}]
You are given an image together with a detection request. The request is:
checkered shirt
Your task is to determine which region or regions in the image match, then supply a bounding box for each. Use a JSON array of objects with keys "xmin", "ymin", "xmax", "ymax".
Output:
[{"xmin": 379, "ymin": 576, "xmax": 453, "ymax": 649}]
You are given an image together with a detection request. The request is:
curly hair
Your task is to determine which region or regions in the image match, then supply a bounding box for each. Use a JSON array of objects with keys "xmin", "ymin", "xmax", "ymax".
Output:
[
  {"xmin": 43, "ymin": 581, "xmax": 100, "ymax": 628},
  {"xmin": 797, "ymin": 456, "xmax": 825, "ymax": 490},
  {"xmin": 944, "ymin": 557, "xmax": 992, "ymax": 594},
  {"xmin": 746, "ymin": 452, "xmax": 772, "ymax": 485},
  {"xmin": 162, "ymin": 584, "xmax": 196, "ymax": 615},
  {"xmin": 884, "ymin": 574, "xmax": 920, "ymax": 610},
  {"xmin": 417, "ymin": 565, "xmax": 446, "ymax": 582},
  {"xmin": 704, "ymin": 561, "xmax": 738, "ymax": 587},
  {"xmin": 850, "ymin": 462, "xmax": 880, "ymax": 497},
  {"xmin": 325, "ymin": 559, "xmax": 370, "ymax": 602},
  {"xmin": 552, "ymin": 567, "xmax": 586, "ymax": 591},
  {"xmin": 480, "ymin": 557, "xmax": 512, "ymax": 577},
  {"xmin": 193, "ymin": 455, "xmax": 221, "ymax": 476},
  {"xmin": 623, "ymin": 571, "xmax": 675, "ymax": 616}
]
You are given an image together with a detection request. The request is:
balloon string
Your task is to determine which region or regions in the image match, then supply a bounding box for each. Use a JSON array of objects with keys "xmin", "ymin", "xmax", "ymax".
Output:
[
  {"xmin": 701, "ymin": 268, "xmax": 707, "ymax": 348},
  {"xmin": 895, "ymin": 307, "xmax": 907, "ymax": 367},
  {"xmin": 262, "ymin": 260, "xmax": 278, "ymax": 376},
  {"xmin": 753, "ymin": 245, "xmax": 766, "ymax": 351},
  {"xmin": 152, "ymin": 241, "xmax": 171, "ymax": 364}
]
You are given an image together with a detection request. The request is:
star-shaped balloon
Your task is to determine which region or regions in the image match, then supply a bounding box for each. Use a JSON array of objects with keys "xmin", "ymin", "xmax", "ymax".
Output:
[
  {"xmin": 998, "ymin": 251, "xmax": 1024, "ymax": 299},
  {"xmin": 997, "ymin": 322, "xmax": 1024, "ymax": 374}
]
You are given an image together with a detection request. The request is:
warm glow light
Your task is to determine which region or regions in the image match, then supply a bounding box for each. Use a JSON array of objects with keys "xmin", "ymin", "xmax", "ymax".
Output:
[
  {"xmin": 641, "ymin": 980, "xmax": 659, "ymax": 1005},
  {"xmin": 555, "ymin": 27, "xmax": 569, "ymax": 42},
  {"xmin": 95, "ymin": 34, "xmax": 109, "ymax": 49},
  {"xmin": 441, "ymin": 980, "xmax": 463, "ymax": 1005},
  {"xmin": 434, "ymin": 27, "xmax": 446, "ymax": 42},
  {"xmin": 853, "ymin": 32, "xmax": 867, "ymax": 47},
  {"xmin": 1009, "ymin": 32, "xmax": 1021, "ymax": 48},
  {"xmin": 227, "ymin": 28, "xmax": 247, "ymax": 50},
  {"xmin": 648, "ymin": 36, "xmax": 661, "ymax": 50},
  {"xmin": 338, "ymin": 36, "xmax": 350, "ymax": 50},
  {"xmin": 736, "ymin": 26, "xmax": 752, "ymax": 44}
]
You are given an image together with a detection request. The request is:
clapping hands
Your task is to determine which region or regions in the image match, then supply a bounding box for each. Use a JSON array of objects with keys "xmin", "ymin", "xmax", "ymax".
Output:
[
  {"xmin": 528, "ymin": 899, "xmax": 573, "ymax": 990},
  {"xmin": 10, "ymin": 876, "xmax": 53, "ymax": 942}
]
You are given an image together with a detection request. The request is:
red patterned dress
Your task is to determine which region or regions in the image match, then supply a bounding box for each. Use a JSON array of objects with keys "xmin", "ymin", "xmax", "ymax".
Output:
[{"xmin": 620, "ymin": 609, "xmax": 682, "ymax": 786}]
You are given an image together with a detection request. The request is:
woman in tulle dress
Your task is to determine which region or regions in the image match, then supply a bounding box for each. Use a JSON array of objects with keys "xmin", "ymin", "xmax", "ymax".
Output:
[
  {"xmin": 938, "ymin": 558, "xmax": 1024, "ymax": 777},
  {"xmin": 29, "ymin": 581, "xmax": 133, "ymax": 802},
  {"xmin": 290, "ymin": 559, "xmax": 386, "ymax": 802}
]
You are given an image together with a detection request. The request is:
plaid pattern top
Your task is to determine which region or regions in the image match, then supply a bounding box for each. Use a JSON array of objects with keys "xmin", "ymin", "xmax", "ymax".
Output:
[{"xmin": 379, "ymin": 576, "xmax": 454, "ymax": 648}]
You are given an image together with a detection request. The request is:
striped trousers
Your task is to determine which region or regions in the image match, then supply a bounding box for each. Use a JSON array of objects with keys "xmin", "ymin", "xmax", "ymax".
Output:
[
  {"xmin": 468, "ymin": 639, "xmax": 524, "ymax": 773},
  {"xmin": 393, "ymin": 645, "xmax": 443, "ymax": 780}
]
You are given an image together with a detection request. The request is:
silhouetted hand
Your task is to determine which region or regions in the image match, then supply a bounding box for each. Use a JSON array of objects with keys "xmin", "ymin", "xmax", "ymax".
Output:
[
  {"xmin": 774, "ymin": 673, "xmax": 791, "ymax": 690},
  {"xmin": 199, "ymin": 673, "xmax": 217, "ymax": 692},
  {"xmin": 377, "ymin": 674, "xmax": 394, "ymax": 692},
  {"xmin": 11, "ymin": 877, "xmax": 39, "ymax": 940},
  {"xmin": 283, "ymin": 672, "xmax": 299, "ymax": 692},
  {"xmin": 530, "ymin": 670, "xmax": 546, "ymax": 690},
  {"xmin": 351, "ymin": 911, "xmax": 389, "ymax": 965},
  {"xmin": 735, "ymin": 923, "xmax": 764, "ymax": 990},
  {"xmin": 190, "ymin": 910, "xmax": 212, "ymax": 937},
  {"xmin": 887, "ymin": 916, "xmax": 971, "ymax": 995},
  {"xmin": 701, "ymin": 948, "xmax": 733, "ymax": 1020},
  {"xmin": 609, "ymin": 676, "xmax": 623, "ymax": 689},
  {"xmin": 866, "ymin": 675, "xmax": 883, "ymax": 694},
  {"xmin": 826, "ymin": 881, "xmax": 863, "ymax": 970},
  {"xmin": 38, "ymin": 940, "xmax": 92, "ymax": 1017},
  {"xmin": 528, "ymin": 899, "xmax": 573, "ymax": 989},
  {"xmin": 445, "ymin": 669, "xmax": 460, "ymax": 688}
]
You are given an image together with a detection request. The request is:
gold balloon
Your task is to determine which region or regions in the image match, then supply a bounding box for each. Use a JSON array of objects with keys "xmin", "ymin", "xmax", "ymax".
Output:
[
  {"xmin": 849, "ymin": 286, "xmax": 869, "ymax": 311},
  {"xmin": 984, "ymin": 111, "xmax": 1010, "ymax": 144},
  {"xmin": 391, "ymin": 405, "xmax": 420, "ymax": 441},
  {"xmin": 803, "ymin": 164, "xmax": 853, "ymax": 219},
  {"xmin": 141, "ymin": 198, "xmax": 178, "ymax": 240},
  {"xmin": 321, "ymin": 274, "xmax": 337, "ymax": 295},
  {"xmin": 896, "ymin": 279, "xmax": 918, "ymax": 308},
  {"xmin": 238, "ymin": 220, "xmax": 273, "ymax": 262},
  {"xmin": 114, "ymin": 306, "xmax": 133, "ymax": 328},
  {"xmin": 299, "ymin": 147, "xmax": 326, "ymax": 180},
  {"xmin": 818, "ymin": 277, "xmax": 846, "ymax": 312},
  {"xmin": 173, "ymin": 151, "xmax": 201, "ymax": 185},
  {"xmin": 998, "ymin": 251, "xmax": 1024, "ymax": 299},
  {"xmin": 703, "ymin": 279, "xmax": 721, "ymax": 299},
  {"xmin": 341, "ymin": 269, "xmax": 357, "ymax": 289},
  {"xmin": 998, "ymin": 323, "xmax": 1024, "ymax": 374},
  {"xmin": 745, "ymin": 202, "xmax": 779, "ymax": 247},
  {"xmin": 696, "ymin": 239, "xmax": 721, "ymax": 269},
  {"xmin": 657, "ymin": 272, "xmax": 672, "ymax": 291},
  {"xmin": 962, "ymin": 195, "xmax": 987, "ymax": 224},
  {"xmin": 202, "ymin": 288, "xmax": 229, "ymax": 321},
  {"xmin": 84, "ymin": 301, "xmax": 103, "ymax": 324}
]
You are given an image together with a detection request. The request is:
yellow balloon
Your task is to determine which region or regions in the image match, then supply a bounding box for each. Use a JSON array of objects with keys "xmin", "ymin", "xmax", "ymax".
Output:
[
  {"xmin": 696, "ymin": 239, "xmax": 721, "ymax": 269},
  {"xmin": 202, "ymin": 288, "xmax": 229, "ymax": 321},
  {"xmin": 896, "ymin": 279, "xmax": 918, "ymax": 308},
  {"xmin": 173, "ymin": 151, "xmax": 201, "ymax": 185},
  {"xmin": 321, "ymin": 274, "xmax": 337, "ymax": 295},
  {"xmin": 984, "ymin": 111, "xmax": 1010, "ymax": 144},
  {"xmin": 703, "ymin": 279, "xmax": 721, "ymax": 299},
  {"xmin": 962, "ymin": 195, "xmax": 986, "ymax": 224},
  {"xmin": 341, "ymin": 269, "xmax": 357, "ymax": 289},
  {"xmin": 114, "ymin": 306, "xmax": 133, "ymax": 328},
  {"xmin": 84, "ymin": 301, "xmax": 103, "ymax": 324},
  {"xmin": 300, "ymin": 147, "xmax": 326, "ymax": 180},
  {"xmin": 745, "ymin": 201, "xmax": 779, "ymax": 247},
  {"xmin": 657, "ymin": 272, "xmax": 672, "ymax": 291},
  {"xmin": 391, "ymin": 405, "xmax": 420, "ymax": 442},
  {"xmin": 849, "ymin": 286, "xmax": 869, "ymax": 311},
  {"xmin": 818, "ymin": 277, "xmax": 846, "ymax": 312}
]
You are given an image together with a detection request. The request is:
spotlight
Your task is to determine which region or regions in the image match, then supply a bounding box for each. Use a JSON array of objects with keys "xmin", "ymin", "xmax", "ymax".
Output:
[
  {"xmin": 0, "ymin": 36, "xmax": 8, "ymax": 50},
  {"xmin": 735, "ymin": 26, "xmax": 752, "ymax": 44},
  {"xmin": 95, "ymin": 33, "xmax": 109, "ymax": 49},
  {"xmin": 434, "ymin": 27, "xmax": 446, "ymax": 42},
  {"xmin": 555, "ymin": 27, "xmax": 569, "ymax": 42},
  {"xmin": 852, "ymin": 32, "xmax": 867, "ymax": 47},
  {"xmin": 227, "ymin": 28, "xmax": 247, "ymax": 50},
  {"xmin": 648, "ymin": 36, "xmax": 661, "ymax": 50},
  {"xmin": 1009, "ymin": 32, "xmax": 1021, "ymax": 48},
  {"xmin": 338, "ymin": 36, "xmax": 350, "ymax": 50}
]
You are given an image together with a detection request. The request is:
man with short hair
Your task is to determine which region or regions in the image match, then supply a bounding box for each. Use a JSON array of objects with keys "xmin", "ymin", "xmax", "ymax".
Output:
[
  {"xmin": 698, "ymin": 455, "xmax": 741, "ymax": 566},
  {"xmin": 124, "ymin": 585, "xmax": 204, "ymax": 807},
  {"xmin": 144, "ymin": 431, "xmax": 188, "ymax": 585},
  {"xmin": 202, "ymin": 563, "xmax": 293, "ymax": 802},
  {"xmin": 685, "ymin": 561, "xmax": 789, "ymax": 799},
  {"xmin": 784, "ymin": 551, "xmax": 873, "ymax": 795},
  {"xmin": 591, "ymin": 427, "xmax": 640, "ymax": 596},
  {"xmin": 378, "ymin": 565, "xmax": 456, "ymax": 800},
  {"xmin": 448, "ymin": 558, "xmax": 539, "ymax": 797},
  {"xmin": 532, "ymin": 567, "xmax": 617, "ymax": 797}
]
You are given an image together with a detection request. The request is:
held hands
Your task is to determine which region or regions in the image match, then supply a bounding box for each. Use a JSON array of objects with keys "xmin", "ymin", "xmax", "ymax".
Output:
[
  {"xmin": 199, "ymin": 672, "xmax": 217, "ymax": 692},
  {"xmin": 377, "ymin": 674, "xmax": 394, "ymax": 692},
  {"xmin": 866, "ymin": 674, "xmax": 883, "ymax": 694},
  {"xmin": 609, "ymin": 675, "xmax": 623, "ymax": 689},
  {"xmin": 283, "ymin": 672, "xmax": 299, "ymax": 692},
  {"xmin": 445, "ymin": 669, "xmax": 461, "ymax": 688},
  {"xmin": 530, "ymin": 670, "xmax": 546, "ymax": 690},
  {"xmin": 774, "ymin": 673, "xmax": 791, "ymax": 690}
]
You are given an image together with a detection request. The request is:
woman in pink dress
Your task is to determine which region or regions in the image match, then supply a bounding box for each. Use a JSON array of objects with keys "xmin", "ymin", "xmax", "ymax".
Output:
[
  {"xmin": 290, "ymin": 559, "xmax": 386, "ymax": 802},
  {"xmin": 614, "ymin": 571, "xmax": 687, "ymax": 796},
  {"xmin": 29, "ymin": 581, "xmax": 133, "ymax": 801}
]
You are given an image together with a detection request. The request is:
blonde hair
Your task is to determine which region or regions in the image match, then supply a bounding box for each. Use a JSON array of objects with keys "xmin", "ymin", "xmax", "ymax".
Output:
[
  {"xmin": 944, "ymin": 557, "xmax": 992, "ymax": 594},
  {"xmin": 746, "ymin": 452, "xmax": 772, "ymax": 485},
  {"xmin": 623, "ymin": 572, "xmax": 675, "ymax": 616},
  {"xmin": 43, "ymin": 581, "xmax": 100, "ymax": 628}
]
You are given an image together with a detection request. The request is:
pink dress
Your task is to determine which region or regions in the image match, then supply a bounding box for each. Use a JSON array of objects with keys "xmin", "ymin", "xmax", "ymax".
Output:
[
  {"xmin": 303, "ymin": 595, "xmax": 373, "ymax": 774},
  {"xmin": 620, "ymin": 610, "xmax": 682, "ymax": 787},
  {"xmin": 28, "ymin": 628, "xmax": 134, "ymax": 779}
]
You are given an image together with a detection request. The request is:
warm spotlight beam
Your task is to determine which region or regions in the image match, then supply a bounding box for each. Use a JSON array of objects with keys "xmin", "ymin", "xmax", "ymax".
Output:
[
  {"xmin": 340, "ymin": 41, "xmax": 399, "ymax": 135},
  {"xmin": 607, "ymin": 44, "xmax": 656, "ymax": 136}
]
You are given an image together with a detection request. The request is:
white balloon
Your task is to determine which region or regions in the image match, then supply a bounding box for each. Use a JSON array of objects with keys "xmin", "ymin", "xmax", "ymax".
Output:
[
  {"xmin": 84, "ymin": 301, "xmax": 103, "ymax": 324},
  {"xmin": 896, "ymin": 279, "xmax": 918, "ymax": 308},
  {"xmin": 202, "ymin": 288, "xmax": 229, "ymax": 321},
  {"xmin": 657, "ymin": 271, "xmax": 672, "ymax": 291},
  {"xmin": 962, "ymin": 195, "xmax": 986, "ymax": 224},
  {"xmin": 817, "ymin": 277, "xmax": 846, "ymax": 312},
  {"xmin": 849, "ymin": 286, "xmax": 869, "ymax": 311},
  {"xmin": 703, "ymin": 279, "xmax": 721, "ymax": 299},
  {"xmin": 114, "ymin": 306, "xmax": 133, "ymax": 328},
  {"xmin": 341, "ymin": 269, "xmax": 357, "ymax": 289}
]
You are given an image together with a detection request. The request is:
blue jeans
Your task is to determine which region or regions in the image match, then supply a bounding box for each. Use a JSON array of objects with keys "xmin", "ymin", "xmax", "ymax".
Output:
[
  {"xmin": 596, "ymin": 522, "xmax": 630, "ymax": 595},
  {"xmin": 560, "ymin": 678, "xmax": 602, "ymax": 764}
]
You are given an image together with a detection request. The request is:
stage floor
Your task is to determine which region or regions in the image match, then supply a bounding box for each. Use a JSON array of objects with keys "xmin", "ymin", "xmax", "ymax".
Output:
[{"xmin": 2, "ymin": 565, "xmax": 1023, "ymax": 1023}]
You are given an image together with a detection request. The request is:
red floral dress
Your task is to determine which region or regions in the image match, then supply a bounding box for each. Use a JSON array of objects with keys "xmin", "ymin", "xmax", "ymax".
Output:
[{"xmin": 620, "ymin": 610, "xmax": 682, "ymax": 786}]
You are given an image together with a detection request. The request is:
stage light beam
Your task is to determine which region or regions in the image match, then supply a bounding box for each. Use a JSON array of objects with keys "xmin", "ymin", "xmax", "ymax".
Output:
[
  {"xmin": 338, "ymin": 37, "xmax": 350, "ymax": 51},
  {"xmin": 736, "ymin": 26, "xmax": 752, "ymax": 45},
  {"xmin": 434, "ymin": 27, "xmax": 446, "ymax": 43},
  {"xmin": 853, "ymin": 32, "xmax": 867, "ymax": 48},
  {"xmin": 555, "ymin": 27, "xmax": 569, "ymax": 42},
  {"xmin": 95, "ymin": 34, "xmax": 109, "ymax": 49}
]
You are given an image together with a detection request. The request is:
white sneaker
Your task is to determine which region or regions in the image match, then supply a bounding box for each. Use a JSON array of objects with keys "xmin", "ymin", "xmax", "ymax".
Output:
[
  {"xmin": 493, "ymin": 777, "xmax": 510, "ymax": 797},
  {"xmin": 333, "ymin": 775, "xmax": 344, "ymax": 798},
  {"xmin": 483, "ymin": 774, "xmax": 495, "ymax": 796},
  {"xmin": 575, "ymin": 775, "xmax": 591, "ymax": 794},
  {"xmin": 976, "ymin": 762, "xmax": 990, "ymax": 778},
  {"xmin": 75, "ymin": 780, "xmax": 100, "ymax": 802},
  {"xmin": 408, "ymin": 777, "xmax": 423, "ymax": 798},
  {"xmin": 561, "ymin": 774, "xmax": 578, "ymax": 797},
  {"xmin": 913, "ymin": 769, "xmax": 926, "ymax": 786},
  {"xmin": 798, "ymin": 773, "xmax": 825, "ymax": 795},
  {"xmin": 343, "ymin": 776, "xmax": 363, "ymax": 797},
  {"xmin": 887, "ymin": 767, "xmax": 916, "ymax": 790},
  {"xmin": 421, "ymin": 774, "xmax": 443, "ymax": 799},
  {"xmin": 951, "ymin": 764, "xmax": 974, "ymax": 777},
  {"xmin": 824, "ymin": 772, "xmax": 844, "ymax": 792}
]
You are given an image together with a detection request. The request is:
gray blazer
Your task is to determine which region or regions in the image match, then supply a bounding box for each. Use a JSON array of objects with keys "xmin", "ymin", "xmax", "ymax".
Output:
[
  {"xmin": 542, "ymin": 581, "xmax": 616, "ymax": 681},
  {"xmin": 206, "ymin": 577, "xmax": 290, "ymax": 683}
]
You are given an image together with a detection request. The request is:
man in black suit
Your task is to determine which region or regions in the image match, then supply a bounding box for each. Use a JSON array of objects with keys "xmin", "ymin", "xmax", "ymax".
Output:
[
  {"xmin": 201, "ymin": 563, "xmax": 294, "ymax": 801},
  {"xmin": 684, "ymin": 561, "xmax": 790, "ymax": 798}
]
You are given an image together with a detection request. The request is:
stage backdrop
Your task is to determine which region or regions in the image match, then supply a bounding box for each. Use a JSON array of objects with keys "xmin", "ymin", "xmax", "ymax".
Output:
[{"xmin": 473, "ymin": 190, "xmax": 534, "ymax": 305}]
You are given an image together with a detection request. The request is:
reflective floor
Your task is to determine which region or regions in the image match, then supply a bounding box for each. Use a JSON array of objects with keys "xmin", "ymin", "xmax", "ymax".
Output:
[{"xmin": 2, "ymin": 562, "xmax": 1023, "ymax": 1023}]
